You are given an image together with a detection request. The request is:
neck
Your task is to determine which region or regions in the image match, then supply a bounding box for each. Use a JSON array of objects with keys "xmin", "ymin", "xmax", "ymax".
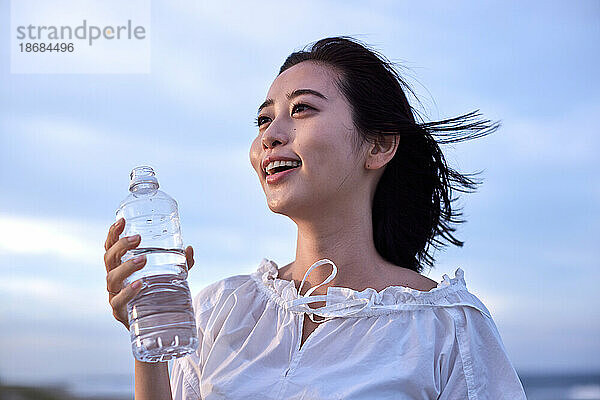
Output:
[{"xmin": 282, "ymin": 202, "xmax": 388, "ymax": 295}]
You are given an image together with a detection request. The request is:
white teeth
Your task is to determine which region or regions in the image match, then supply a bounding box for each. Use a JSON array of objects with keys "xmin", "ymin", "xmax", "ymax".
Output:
[{"xmin": 266, "ymin": 160, "xmax": 301, "ymax": 174}]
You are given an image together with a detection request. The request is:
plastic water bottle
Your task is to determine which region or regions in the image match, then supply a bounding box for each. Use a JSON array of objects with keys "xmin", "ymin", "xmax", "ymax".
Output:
[{"xmin": 115, "ymin": 166, "xmax": 198, "ymax": 362}]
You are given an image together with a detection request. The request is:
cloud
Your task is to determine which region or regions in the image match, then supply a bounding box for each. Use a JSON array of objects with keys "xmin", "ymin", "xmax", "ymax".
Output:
[
  {"xmin": 165, "ymin": 0, "xmax": 395, "ymax": 46},
  {"xmin": 498, "ymin": 102, "xmax": 600, "ymax": 166},
  {"xmin": 0, "ymin": 275, "xmax": 107, "ymax": 318},
  {"xmin": 448, "ymin": 100, "xmax": 600, "ymax": 176},
  {"xmin": 2, "ymin": 113, "xmax": 250, "ymax": 171},
  {"xmin": 147, "ymin": 1, "xmax": 406, "ymax": 114},
  {"xmin": 0, "ymin": 213, "xmax": 101, "ymax": 263}
]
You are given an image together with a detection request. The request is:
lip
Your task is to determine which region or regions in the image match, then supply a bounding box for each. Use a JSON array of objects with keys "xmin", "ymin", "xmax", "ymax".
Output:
[{"xmin": 265, "ymin": 165, "xmax": 300, "ymax": 184}]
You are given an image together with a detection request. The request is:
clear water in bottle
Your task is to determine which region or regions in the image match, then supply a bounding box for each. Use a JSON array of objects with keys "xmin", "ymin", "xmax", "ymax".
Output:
[{"xmin": 115, "ymin": 166, "xmax": 198, "ymax": 362}]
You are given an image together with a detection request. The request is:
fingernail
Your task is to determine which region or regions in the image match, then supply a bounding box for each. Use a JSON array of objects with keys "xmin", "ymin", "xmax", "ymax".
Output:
[
  {"xmin": 114, "ymin": 218, "xmax": 123, "ymax": 227},
  {"xmin": 128, "ymin": 235, "xmax": 140, "ymax": 243},
  {"xmin": 131, "ymin": 280, "xmax": 142, "ymax": 290},
  {"xmin": 133, "ymin": 255, "xmax": 145, "ymax": 264}
]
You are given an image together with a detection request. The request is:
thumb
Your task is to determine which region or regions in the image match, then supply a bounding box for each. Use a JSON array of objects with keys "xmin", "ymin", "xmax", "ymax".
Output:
[{"xmin": 186, "ymin": 245, "xmax": 195, "ymax": 270}]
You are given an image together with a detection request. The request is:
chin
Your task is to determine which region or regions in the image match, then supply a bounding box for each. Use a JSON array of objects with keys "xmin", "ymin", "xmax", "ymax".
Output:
[
  {"xmin": 266, "ymin": 194, "xmax": 318, "ymax": 221},
  {"xmin": 266, "ymin": 190, "xmax": 307, "ymax": 215},
  {"xmin": 266, "ymin": 198, "xmax": 291, "ymax": 215}
]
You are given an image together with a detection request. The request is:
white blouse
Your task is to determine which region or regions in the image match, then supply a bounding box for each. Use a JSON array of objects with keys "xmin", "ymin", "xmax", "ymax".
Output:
[{"xmin": 170, "ymin": 258, "xmax": 527, "ymax": 399}]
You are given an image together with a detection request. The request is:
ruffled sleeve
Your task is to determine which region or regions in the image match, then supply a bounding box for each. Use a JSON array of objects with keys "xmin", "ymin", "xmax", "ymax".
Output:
[
  {"xmin": 169, "ymin": 279, "xmax": 229, "ymax": 400},
  {"xmin": 169, "ymin": 273, "xmax": 257, "ymax": 399},
  {"xmin": 438, "ymin": 297, "xmax": 527, "ymax": 399},
  {"xmin": 169, "ymin": 290, "xmax": 213, "ymax": 400}
]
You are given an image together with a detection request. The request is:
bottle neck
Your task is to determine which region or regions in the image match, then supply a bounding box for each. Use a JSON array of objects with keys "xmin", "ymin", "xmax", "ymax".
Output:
[{"xmin": 130, "ymin": 182, "xmax": 159, "ymax": 193}]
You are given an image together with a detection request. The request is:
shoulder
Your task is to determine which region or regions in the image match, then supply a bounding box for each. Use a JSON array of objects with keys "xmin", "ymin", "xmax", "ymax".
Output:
[
  {"xmin": 406, "ymin": 270, "xmax": 439, "ymax": 292},
  {"xmin": 428, "ymin": 280, "xmax": 514, "ymax": 369},
  {"xmin": 426, "ymin": 267, "xmax": 494, "ymax": 321},
  {"xmin": 427, "ymin": 277, "xmax": 495, "ymax": 334},
  {"xmin": 433, "ymin": 289, "xmax": 526, "ymax": 398},
  {"xmin": 192, "ymin": 269, "xmax": 260, "ymax": 317},
  {"xmin": 395, "ymin": 267, "xmax": 497, "ymax": 336}
]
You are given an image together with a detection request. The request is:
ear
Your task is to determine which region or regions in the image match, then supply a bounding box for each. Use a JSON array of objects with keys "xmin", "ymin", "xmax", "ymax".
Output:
[{"xmin": 365, "ymin": 134, "xmax": 400, "ymax": 170}]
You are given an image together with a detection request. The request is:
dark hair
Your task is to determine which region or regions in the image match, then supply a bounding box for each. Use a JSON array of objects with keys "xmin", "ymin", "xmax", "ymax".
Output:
[{"xmin": 278, "ymin": 36, "xmax": 500, "ymax": 273}]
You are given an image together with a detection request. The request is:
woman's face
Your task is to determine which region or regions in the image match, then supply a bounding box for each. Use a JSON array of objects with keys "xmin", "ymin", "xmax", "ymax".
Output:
[{"xmin": 249, "ymin": 61, "xmax": 368, "ymax": 219}]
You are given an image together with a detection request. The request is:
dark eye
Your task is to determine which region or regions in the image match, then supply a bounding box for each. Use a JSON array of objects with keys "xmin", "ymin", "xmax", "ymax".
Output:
[
  {"xmin": 292, "ymin": 103, "xmax": 311, "ymax": 114},
  {"xmin": 254, "ymin": 115, "xmax": 271, "ymax": 127},
  {"xmin": 254, "ymin": 103, "xmax": 312, "ymax": 128}
]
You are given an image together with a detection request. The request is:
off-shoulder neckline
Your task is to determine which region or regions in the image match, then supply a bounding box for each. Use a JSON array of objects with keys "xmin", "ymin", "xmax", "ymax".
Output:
[{"xmin": 251, "ymin": 258, "xmax": 469, "ymax": 308}]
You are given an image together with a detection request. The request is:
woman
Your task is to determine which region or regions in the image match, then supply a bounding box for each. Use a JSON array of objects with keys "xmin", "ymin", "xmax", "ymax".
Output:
[{"xmin": 104, "ymin": 36, "xmax": 527, "ymax": 399}]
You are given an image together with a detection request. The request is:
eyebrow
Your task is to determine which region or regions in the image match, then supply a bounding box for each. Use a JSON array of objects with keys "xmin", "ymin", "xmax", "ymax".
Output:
[{"xmin": 257, "ymin": 88, "xmax": 328, "ymax": 115}]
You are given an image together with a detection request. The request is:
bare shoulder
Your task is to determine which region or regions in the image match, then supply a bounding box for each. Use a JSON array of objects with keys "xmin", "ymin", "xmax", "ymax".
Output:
[
  {"xmin": 382, "ymin": 264, "xmax": 438, "ymax": 292},
  {"xmin": 410, "ymin": 272, "xmax": 438, "ymax": 292}
]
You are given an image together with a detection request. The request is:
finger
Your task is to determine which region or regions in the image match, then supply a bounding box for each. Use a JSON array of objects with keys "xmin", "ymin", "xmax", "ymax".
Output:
[
  {"xmin": 104, "ymin": 234, "xmax": 141, "ymax": 272},
  {"xmin": 104, "ymin": 234, "xmax": 140, "ymax": 272},
  {"xmin": 104, "ymin": 218, "xmax": 125, "ymax": 251},
  {"xmin": 104, "ymin": 218, "xmax": 124, "ymax": 251},
  {"xmin": 186, "ymin": 245, "xmax": 194, "ymax": 270},
  {"xmin": 110, "ymin": 279, "xmax": 143, "ymax": 315},
  {"xmin": 106, "ymin": 255, "xmax": 147, "ymax": 294}
]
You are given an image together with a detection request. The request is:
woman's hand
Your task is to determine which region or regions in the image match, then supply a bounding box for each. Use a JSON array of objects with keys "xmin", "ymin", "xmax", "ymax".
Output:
[{"xmin": 103, "ymin": 218, "xmax": 195, "ymax": 330}]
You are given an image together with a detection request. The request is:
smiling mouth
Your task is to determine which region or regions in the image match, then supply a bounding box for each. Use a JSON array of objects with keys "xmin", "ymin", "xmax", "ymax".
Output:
[
  {"xmin": 264, "ymin": 163, "xmax": 301, "ymax": 184},
  {"xmin": 266, "ymin": 164, "xmax": 301, "ymax": 176}
]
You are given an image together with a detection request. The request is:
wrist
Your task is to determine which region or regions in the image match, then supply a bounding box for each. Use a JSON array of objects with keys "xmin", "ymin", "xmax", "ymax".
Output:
[{"xmin": 135, "ymin": 359, "xmax": 169, "ymax": 367}]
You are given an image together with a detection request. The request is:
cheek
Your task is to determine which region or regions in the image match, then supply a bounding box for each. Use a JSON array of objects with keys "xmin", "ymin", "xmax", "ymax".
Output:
[
  {"xmin": 301, "ymin": 123, "xmax": 350, "ymax": 166},
  {"xmin": 249, "ymin": 136, "xmax": 262, "ymax": 171},
  {"xmin": 301, "ymin": 128, "xmax": 358, "ymax": 186}
]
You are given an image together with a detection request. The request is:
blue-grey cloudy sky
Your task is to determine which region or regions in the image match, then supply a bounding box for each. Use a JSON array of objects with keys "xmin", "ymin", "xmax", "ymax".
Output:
[{"xmin": 1, "ymin": 0, "xmax": 598, "ymax": 386}]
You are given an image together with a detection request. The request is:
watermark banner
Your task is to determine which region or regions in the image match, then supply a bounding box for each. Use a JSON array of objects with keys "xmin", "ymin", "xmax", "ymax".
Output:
[{"xmin": 10, "ymin": 0, "xmax": 151, "ymax": 74}]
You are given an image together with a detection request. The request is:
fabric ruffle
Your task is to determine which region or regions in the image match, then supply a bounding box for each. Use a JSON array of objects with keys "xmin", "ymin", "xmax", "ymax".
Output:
[{"xmin": 251, "ymin": 258, "xmax": 490, "ymax": 319}]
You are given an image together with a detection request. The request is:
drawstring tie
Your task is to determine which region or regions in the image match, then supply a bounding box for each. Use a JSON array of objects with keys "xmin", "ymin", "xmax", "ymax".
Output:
[
  {"xmin": 287, "ymin": 259, "xmax": 372, "ymax": 323},
  {"xmin": 286, "ymin": 258, "xmax": 492, "ymax": 323}
]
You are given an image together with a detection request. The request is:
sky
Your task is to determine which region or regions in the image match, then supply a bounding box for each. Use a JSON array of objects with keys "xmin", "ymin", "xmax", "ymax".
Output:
[{"xmin": 1, "ymin": 0, "xmax": 599, "ymax": 387}]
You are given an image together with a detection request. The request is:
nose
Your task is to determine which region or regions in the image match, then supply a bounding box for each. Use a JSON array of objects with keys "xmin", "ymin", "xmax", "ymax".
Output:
[{"xmin": 261, "ymin": 123, "xmax": 290, "ymax": 150}]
